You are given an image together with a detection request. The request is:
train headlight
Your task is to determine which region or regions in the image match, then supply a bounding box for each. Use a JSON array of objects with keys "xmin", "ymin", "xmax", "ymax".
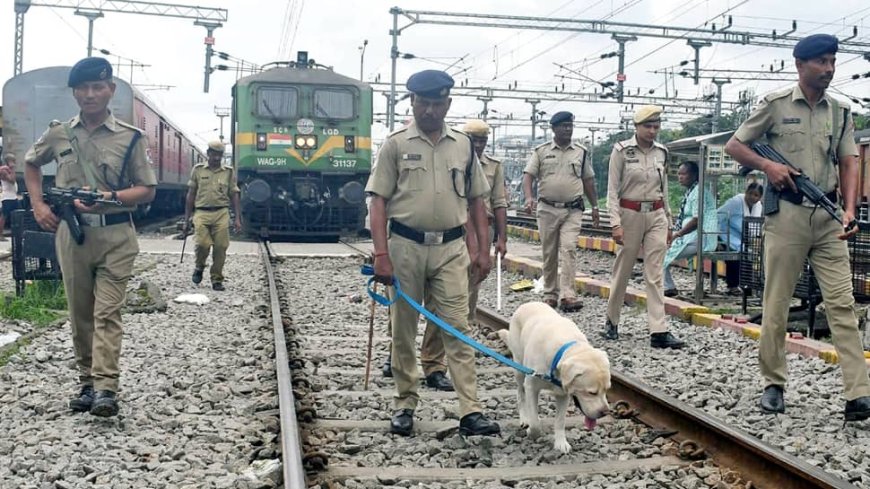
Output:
[
  {"xmin": 344, "ymin": 135, "xmax": 356, "ymax": 153},
  {"xmin": 294, "ymin": 135, "xmax": 318, "ymax": 149},
  {"xmin": 244, "ymin": 178, "xmax": 271, "ymax": 203},
  {"xmin": 256, "ymin": 133, "xmax": 267, "ymax": 151}
]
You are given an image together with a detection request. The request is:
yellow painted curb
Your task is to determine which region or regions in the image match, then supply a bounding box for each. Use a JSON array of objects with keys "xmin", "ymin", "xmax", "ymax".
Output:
[
  {"xmin": 692, "ymin": 313, "xmax": 721, "ymax": 327},
  {"xmin": 742, "ymin": 326, "xmax": 762, "ymax": 340}
]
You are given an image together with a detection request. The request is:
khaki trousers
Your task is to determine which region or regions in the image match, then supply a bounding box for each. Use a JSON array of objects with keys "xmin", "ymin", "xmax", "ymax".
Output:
[
  {"xmin": 537, "ymin": 204, "xmax": 584, "ymax": 302},
  {"xmin": 388, "ymin": 235, "xmax": 482, "ymax": 417},
  {"xmin": 761, "ymin": 202, "xmax": 870, "ymax": 400},
  {"xmin": 56, "ymin": 220, "xmax": 138, "ymax": 392},
  {"xmin": 193, "ymin": 208, "xmax": 230, "ymax": 283},
  {"xmin": 606, "ymin": 207, "xmax": 669, "ymax": 333},
  {"xmin": 421, "ymin": 225, "xmax": 494, "ymax": 376}
]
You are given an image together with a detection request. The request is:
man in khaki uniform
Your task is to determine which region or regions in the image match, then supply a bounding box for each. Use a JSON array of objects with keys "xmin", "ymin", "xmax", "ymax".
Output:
[
  {"xmin": 418, "ymin": 119, "xmax": 508, "ymax": 391},
  {"xmin": 184, "ymin": 140, "xmax": 242, "ymax": 291},
  {"xmin": 725, "ymin": 34, "xmax": 870, "ymax": 420},
  {"xmin": 367, "ymin": 70, "xmax": 500, "ymax": 437},
  {"xmin": 522, "ymin": 111, "xmax": 599, "ymax": 311},
  {"xmin": 603, "ymin": 106, "xmax": 685, "ymax": 349},
  {"xmin": 24, "ymin": 57, "xmax": 157, "ymax": 417}
]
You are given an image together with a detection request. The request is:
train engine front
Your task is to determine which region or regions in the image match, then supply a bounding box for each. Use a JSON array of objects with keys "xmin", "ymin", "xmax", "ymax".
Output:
[{"xmin": 232, "ymin": 56, "xmax": 372, "ymax": 239}]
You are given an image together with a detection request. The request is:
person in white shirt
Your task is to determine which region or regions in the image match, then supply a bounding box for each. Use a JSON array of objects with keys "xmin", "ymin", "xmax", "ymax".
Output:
[
  {"xmin": 0, "ymin": 153, "xmax": 20, "ymax": 239},
  {"xmin": 717, "ymin": 183, "xmax": 764, "ymax": 295}
]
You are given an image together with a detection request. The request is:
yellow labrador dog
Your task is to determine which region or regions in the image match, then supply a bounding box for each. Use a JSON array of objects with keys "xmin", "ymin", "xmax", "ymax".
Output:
[{"xmin": 498, "ymin": 302, "xmax": 611, "ymax": 453}]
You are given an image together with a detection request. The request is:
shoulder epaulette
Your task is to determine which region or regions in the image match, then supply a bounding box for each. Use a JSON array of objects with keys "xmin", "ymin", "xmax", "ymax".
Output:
[
  {"xmin": 483, "ymin": 154, "xmax": 502, "ymax": 164},
  {"xmin": 653, "ymin": 141, "xmax": 669, "ymax": 153},
  {"xmin": 574, "ymin": 143, "xmax": 588, "ymax": 152},
  {"xmin": 116, "ymin": 120, "xmax": 144, "ymax": 134},
  {"xmin": 826, "ymin": 93, "xmax": 851, "ymax": 110},
  {"xmin": 762, "ymin": 86, "xmax": 792, "ymax": 103},
  {"xmin": 193, "ymin": 163, "xmax": 207, "ymax": 169},
  {"xmin": 614, "ymin": 137, "xmax": 635, "ymax": 152},
  {"xmin": 386, "ymin": 126, "xmax": 409, "ymax": 138},
  {"xmin": 533, "ymin": 141, "xmax": 550, "ymax": 150},
  {"xmin": 48, "ymin": 119, "xmax": 62, "ymax": 128}
]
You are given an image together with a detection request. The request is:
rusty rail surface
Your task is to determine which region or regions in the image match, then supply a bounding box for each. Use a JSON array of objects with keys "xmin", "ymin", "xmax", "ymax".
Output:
[{"xmin": 476, "ymin": 306, "xmax": 857, "ymax": 489}]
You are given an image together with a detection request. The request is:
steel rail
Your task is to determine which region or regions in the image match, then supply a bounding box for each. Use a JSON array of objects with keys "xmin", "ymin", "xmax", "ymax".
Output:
[
  {"xmin": 259, "ymin": 241, "xmax": 307, "ymax": 489},
  {"xmin": 475, "ymin": 306, "xmax": 858, "ymax": 489}
]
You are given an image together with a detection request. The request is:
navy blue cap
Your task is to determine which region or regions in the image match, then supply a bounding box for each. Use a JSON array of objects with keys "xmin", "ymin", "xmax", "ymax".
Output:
[
  {"xmin": 406, "ymin": 70, "xmax": 454, "ymax": 99},
  {"xmin": 68, "ymin": 57, "xmax": 113, "ymax": 87},
  {"xmin": 793, "ymin": 34, "xmax": 838, "ymax": 60},
  {"xmin": 549, "ymin": 111, "xmax": 574, "ymax": 126}
]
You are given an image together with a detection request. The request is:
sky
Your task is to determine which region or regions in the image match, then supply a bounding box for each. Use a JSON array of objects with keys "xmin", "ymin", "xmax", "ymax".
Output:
[{"xmin": 2, "ymin": 0, "xmax": 869, "ymax": 151}]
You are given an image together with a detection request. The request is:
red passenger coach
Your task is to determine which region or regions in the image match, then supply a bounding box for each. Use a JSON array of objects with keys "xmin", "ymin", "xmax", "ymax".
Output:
[{"xmin": 1, "ymin": 66, "xmax": 204, "ymax": 216}]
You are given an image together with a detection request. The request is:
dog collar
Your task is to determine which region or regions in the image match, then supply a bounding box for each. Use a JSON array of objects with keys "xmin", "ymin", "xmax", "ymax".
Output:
[{"xmin": 548, "ymin": 340, "xmax": 578, "ymax": 387}]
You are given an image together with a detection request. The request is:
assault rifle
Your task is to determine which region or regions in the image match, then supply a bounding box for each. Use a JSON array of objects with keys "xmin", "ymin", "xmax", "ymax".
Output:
[
  {"xmin": 748, "ymin": 143, "xmax": 856, "ymax": 232},
  {"xmin": 44, "ymin": 187, "xmax": 123, "ymax": 245}
]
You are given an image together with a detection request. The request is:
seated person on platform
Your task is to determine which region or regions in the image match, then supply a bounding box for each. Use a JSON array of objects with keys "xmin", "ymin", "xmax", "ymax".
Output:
[
  {"xmin": 717, "ymin": 183, "xmax": 763, "ymax": 296},
  {"xmin": 663, "ymin": 161, "xmax": 717, "ymax": 297}
]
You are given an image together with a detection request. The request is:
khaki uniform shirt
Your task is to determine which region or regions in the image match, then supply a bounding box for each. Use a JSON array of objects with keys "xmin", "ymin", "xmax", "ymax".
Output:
[
  {"xmin": 480, "ymin": 153, "xmax": 508, "ymax": 217},
  {"xmin": 366, "ymin": 122, "xmax": 490, "ymax": 231},
  {"xmin": 25, "ymin": 113, "xmax": 157, "ymax": 214},
  {"xmin": 188, "ymin": 163, "xmax": 240, "ymax": 209},
  {"xmin": 523, "ymin": 140, "xmax": 593, "ymax": 203},
  {"xmin": 606, "ymin": 136, "xmax": 672, "ymax": 228},
  {"xmin": 734, "ymin": 85, "xmax": 858, "ymax": 194}
]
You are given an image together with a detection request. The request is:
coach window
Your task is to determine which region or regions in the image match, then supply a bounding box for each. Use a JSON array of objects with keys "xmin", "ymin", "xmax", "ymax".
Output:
[
  {"xmin": 313, "ymin": 88, "xmax": 355, "ymax": 120},
  {"xmin": 257, "ymin": 87, "xmax": 298, "ymax": 119}
]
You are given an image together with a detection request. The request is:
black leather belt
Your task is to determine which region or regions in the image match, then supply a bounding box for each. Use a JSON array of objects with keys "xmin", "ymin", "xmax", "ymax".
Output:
[
  {"xmin": 390, "ymin": 220, "xmax": 464, "ymax": 245},
  {"xmin": 80, "ymin": 213, "xmax": 131, "ymax": 227},
  {"xmin": 539, "ymin": 197, "xmax": 585, "ymax": 210},
  {"xmin": 196, "ymin": 206, "xmax": 228, "ymax": 211}
]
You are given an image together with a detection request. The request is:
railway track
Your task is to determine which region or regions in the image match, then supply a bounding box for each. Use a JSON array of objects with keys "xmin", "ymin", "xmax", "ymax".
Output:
[
  {"xmin": 508, "ymin": 209, "xmax": 613, "ymax": 237},
  {"xmin": 260, "ymin": 246, "xmax": 855, "ymax": 488}
]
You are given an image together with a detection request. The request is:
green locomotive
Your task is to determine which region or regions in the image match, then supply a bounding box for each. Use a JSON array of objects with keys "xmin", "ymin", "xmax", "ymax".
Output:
[{"xmin": 232, "ymin": 53, "xmax": 372, "ymax": 239}]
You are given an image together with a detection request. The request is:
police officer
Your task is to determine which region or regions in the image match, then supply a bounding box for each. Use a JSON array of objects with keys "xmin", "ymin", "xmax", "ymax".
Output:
[
  {"xmin": 522, "ymin": 111, "xmax": 599, "ymax": 311},
  {"xmin": 724, "ymin": 34, "xmax": 870, "ymax": 420},
  {"xmin": 418, "ymin": 119, "xmax": 508, "ymax": 391},
  {"xmin": 24, "ymin": 57, "xmax": 157, "ymax": 417},
  {"xmin": 367, "ymin": 69, "xmax": 500, "ymax": 437},
  {"xmin": 603, "ymin": 106, "xmax": 685, "ymax": 349},
  {"xmin": 184, "ymin": 140, "xmax": 241, "ymax": 291}
]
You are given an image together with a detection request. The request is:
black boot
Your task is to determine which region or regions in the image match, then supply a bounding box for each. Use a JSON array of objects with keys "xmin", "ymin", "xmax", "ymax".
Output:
[
  {"xmin": 602, "ymin": 319, "xmax": 618, "ymax": 340},
  {"xmin": 844, "ymin": 396, "xmax": 870, "ymax": 422},
  {"xmin": 382, "ymin": 354, "xmax": 392, "ymax": 378},
  {"xmin": 69, "ymin": 385, "xmax": 94, "ymax": 412},
  {"xmin": 390, "ymin": 409, "xmax": 414, "ymax": 436},
  {"xmin": 425, "ymin": 371, "xmax": 454, "ymax": 391},
  {"xmin": 90, "ymin": 390, "xmax": 119, "ymax": 417},
  {"xmin": 650, "ymin": 332, "xmax": 686, "ymax": 349},
  {"xmin": 459, "ymin": 412, "xmax": 501, "ymax": 436},
  {"xmin": 760, "ymin": 385, "xmax": 785, "ymax": 414},
  {"xmin": 192, "ymin": 268, "xmax": 203, "ymax": 284}
]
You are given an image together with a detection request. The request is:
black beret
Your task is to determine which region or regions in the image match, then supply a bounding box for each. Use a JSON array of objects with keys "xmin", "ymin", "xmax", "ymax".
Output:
[
  {"xmin": 68, "ymin": 57, "xmax": 113, "ymax": 87},
  {"xmin": 406, "ymin": 70, "xmax": 454, "ymax": 99},
  {"xmin": 549, "ymin": 111, "xmax": 574, "ymax": 126},
  {"xmin": 793, "ymin": 34, "xmax": 838, "ymax": 60}
]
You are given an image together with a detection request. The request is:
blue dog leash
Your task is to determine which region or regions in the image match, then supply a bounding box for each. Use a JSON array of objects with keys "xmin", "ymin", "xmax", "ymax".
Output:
[{"xmin": 362, "ymin": 264, "xmax": 573, "ymax": 387}]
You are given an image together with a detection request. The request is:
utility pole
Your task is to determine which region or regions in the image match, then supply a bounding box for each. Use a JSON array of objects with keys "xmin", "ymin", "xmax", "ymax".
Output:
[
  {"xmin": 588, "ymin": 127, "xmax": 599, "ymax": 164},
  {"xmin": 195, "ymin": 20, "xmax": 223, "ymax": 93},
  {"xmin": 359, "ymin": 39, "xmax": 368, "ymax": 81},
  {"xmin": 13, "ymin": 0, "xmax": 29, "ymax": 76},
  {"xmin": 74, "ymin": 9, "xmax": 104, "ymax": 56},
  {"xmin": 214, "ymin": 106, "xmax": 231, "ymax": 141},
  {"xmin": 526, "ymin": 99, "xmax": 540, "ymax": 143},
  {"xmin": 477, "ymin": 89, "xmax": 493, "ymax": 120},
  {"xmin": 687, "ymin": 40, "xmax": 713, "ymax": 85},
  {"xmin": 388, "ymin": 7, "xmax": 400, "ymax": 131},
  {"xmin": 711, "ymin": 78, "xmax": 731, "ymax": 133},
  {"xmin": 612, "ymin": 34, "xmax": 637, "ymax": 103}
]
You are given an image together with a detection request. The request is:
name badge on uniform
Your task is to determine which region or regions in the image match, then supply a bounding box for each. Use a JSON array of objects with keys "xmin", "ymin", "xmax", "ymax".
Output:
[
  {"xmin": 782, "ymin": 117, "xmax": 801, "ymax": 124},
  {"xmin": 59, "ymin": 149, "xmax": 73, "ymax": 157},
  {"xmin": 544, "ymin": 155, "xmax": 556, "ymax": 159},
  {"xmin": 402, "ymin": 153, "xmax": 422, "ymax": 161},
  {"xmin": 625, "ymin": 158, "xmax": 640, "ymax": 164},
  {"xmin": 625, "ymin": 148, "xmax": 636, "ymax": 158}
]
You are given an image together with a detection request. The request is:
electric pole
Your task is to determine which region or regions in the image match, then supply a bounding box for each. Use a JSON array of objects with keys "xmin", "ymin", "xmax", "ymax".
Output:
[
  {"xmin": 711, "ymin": 78, "xmax": 731, "ymax": 133},
  {"xmin": 687, "ymin": 40, "xmax": 713, "ymax": 85},
  {"xmin": 526, "ymin": 99, "xmax": 540, "ymax": 143},
  {"xmin": 612, "ymin": 34, "xmax": 637, "ymax": 103},
  {"xmin": 214, "ymin": 106, "xmax": 231, "ymax": 141}
]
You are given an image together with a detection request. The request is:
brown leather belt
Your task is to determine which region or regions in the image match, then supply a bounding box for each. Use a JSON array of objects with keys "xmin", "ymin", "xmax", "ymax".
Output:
[{"xmin": 619, "ymin": 198, "xmax": 664, "ymax": 212}]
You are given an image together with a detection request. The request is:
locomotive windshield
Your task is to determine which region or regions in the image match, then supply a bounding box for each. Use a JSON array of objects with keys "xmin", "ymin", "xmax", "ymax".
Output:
[
  {"xmin": 313, "ymin": 88, "xmax": 355, "ymax": 120},
  {"xmin": 256, "ymin": 87, "xmax": 298, "ymax": 120}
]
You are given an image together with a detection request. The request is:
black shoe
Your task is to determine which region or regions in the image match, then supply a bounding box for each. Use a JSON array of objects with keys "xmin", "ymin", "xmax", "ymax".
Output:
[
  {"xmin": 650, "ymin": 332, "xmax": 686, "ymax": 349},
  {"xmin": 69, "ymin": 385, "xmax": 94, "ymax": 412},
  {"xmin": 844, "ymin": 396, "xmax": 870, "ymax": 422},
  {"xmin": 760, "ymin": 385, "xmax": 785, "ymax": 414},
  {"xmin": 602, "ymin": 319, "xmax": 619, "ymax": 340},
  {"xmin": 382, "ymin": 354, "xmax": 392, "ymax": 378},
  {"xmin": 664, "ymin": 288, "xmax": 679, "ymax": 298},
  {"xmin": 90, "ymin": 390, "xmax": 119, "ymax": 417},
  {"xmin": 459, "ymin": 412, "xmax": 501, "ymax": 436},
  {"xmin": 212, "ymin": 282, "xmax": 225, "ymax": 291},
  {"xmin": 390, "ymin": 409, "xmax": 414, "ymax": 436},
  {"xmin": 192, "ymin": 268, "xmax": 203, "ymax": 284},
  {"xmin": 425, "ymin": 371, "xmax": 454, "ymax": 391}
]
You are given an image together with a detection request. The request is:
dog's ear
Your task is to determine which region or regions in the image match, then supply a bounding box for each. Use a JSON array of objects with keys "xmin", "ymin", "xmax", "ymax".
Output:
[{"xmin": 561, "ymin": 361, "xmax": 586, "ymax": 389}]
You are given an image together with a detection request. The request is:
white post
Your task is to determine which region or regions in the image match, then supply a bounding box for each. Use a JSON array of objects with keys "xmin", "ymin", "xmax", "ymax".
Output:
[{"xmin": 497, "ymin": 253, "xmax": 503, "ymax": 312}]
